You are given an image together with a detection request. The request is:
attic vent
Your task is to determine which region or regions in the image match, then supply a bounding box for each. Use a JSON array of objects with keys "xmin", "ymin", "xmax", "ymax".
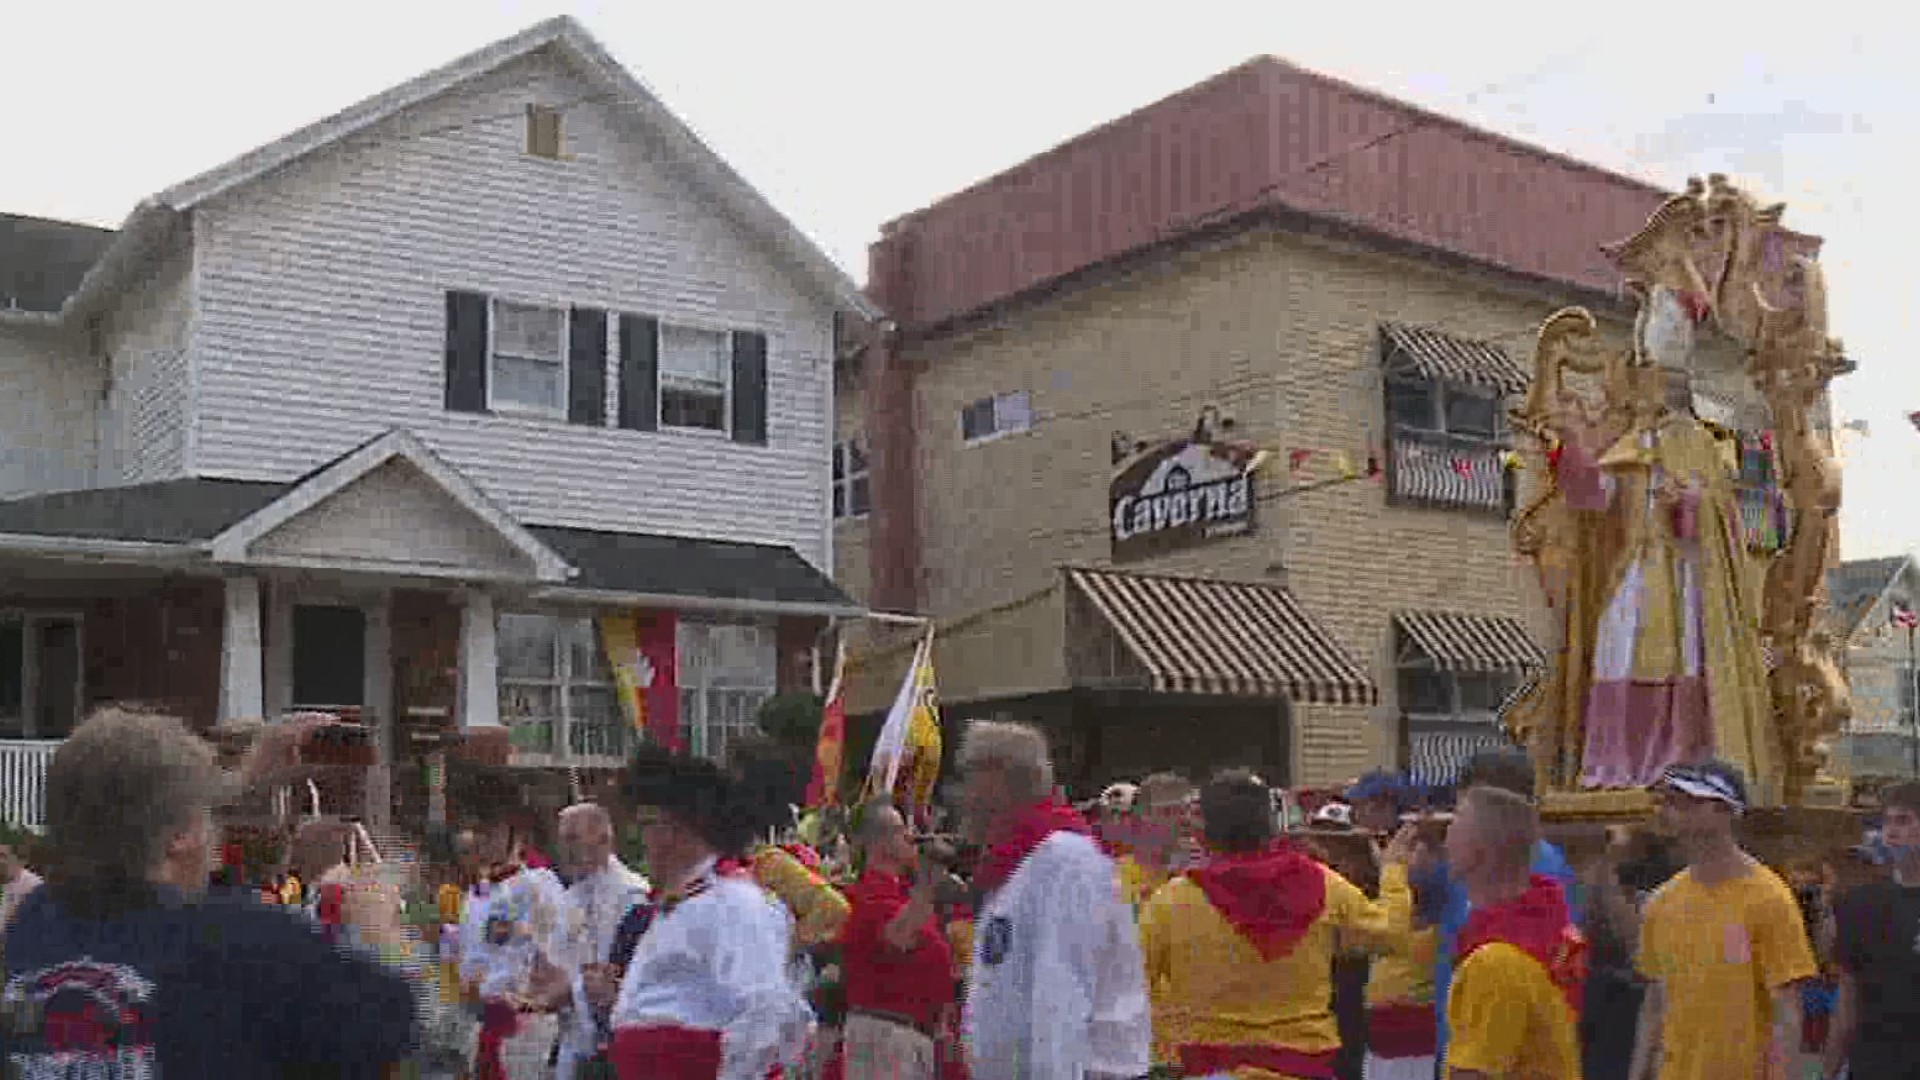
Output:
[{"xmin": 525, "ymin": 104, "xmax": 563, "ymax": 159}]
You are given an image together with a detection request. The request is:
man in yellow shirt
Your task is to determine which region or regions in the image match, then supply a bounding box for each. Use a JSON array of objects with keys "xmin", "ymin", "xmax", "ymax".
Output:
[
  {"xmin": 1138, "ymin": 769, "xmax": 1415, "ymax": 1080},
  {"xmin": 1444, "ymin": 785, "xmax": 1584, "ymax": 1080},
  {"xmin": 1630, "ymin": 761, "xmax": 1816, "ymax": 1080},
  {"xmin": 1117, "ymin": 773, "xmax": 1196, "ymax": 911}
]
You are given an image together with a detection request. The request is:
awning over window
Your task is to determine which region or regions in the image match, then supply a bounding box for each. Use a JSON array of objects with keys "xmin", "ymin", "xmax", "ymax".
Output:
[
  {"xmin": 1066, "ymin": 567, "xmax": 1378, "ymax": 705},
  {"xmin": 1409, "ymin": 724, "xmax": 1519, "ymax": 786},
  {"xmin": 1380, "ymin": 322, "xmax": 1530, "ymax": 395},
  {"xmin": 1394, "ymin": 610, "xmax": 1545, "ymax": 673}
]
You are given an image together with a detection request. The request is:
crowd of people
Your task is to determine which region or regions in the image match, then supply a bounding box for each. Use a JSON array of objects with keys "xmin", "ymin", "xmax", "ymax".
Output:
[{"xmin": 0, "ymin": 705, "xmax": 1916, "ymax": 1080}]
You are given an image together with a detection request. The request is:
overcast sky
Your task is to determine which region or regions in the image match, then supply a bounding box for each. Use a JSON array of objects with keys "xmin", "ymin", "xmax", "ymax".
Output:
[{"xmin": 7, "ymin": 0, "xmax": 1915, "ymax": 561}]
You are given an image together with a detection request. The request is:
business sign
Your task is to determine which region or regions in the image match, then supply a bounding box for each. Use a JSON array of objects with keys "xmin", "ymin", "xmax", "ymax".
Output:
[{"xmin": 1109, "ymin": 425, "xmax": 1261, "ymax": 562}]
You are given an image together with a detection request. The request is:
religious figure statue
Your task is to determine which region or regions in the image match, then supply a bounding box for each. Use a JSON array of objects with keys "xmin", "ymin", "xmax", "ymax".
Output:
[
  {"xmin": 1509, "ymin": 173, "xmax": 1854, "ymax": 807},
  {"xmin": 1581, "ymin": 366, "xmax": 1776, "ymax": 794}
]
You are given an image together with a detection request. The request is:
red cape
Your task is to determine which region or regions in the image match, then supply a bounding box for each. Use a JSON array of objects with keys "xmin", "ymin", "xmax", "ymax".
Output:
[
  {"xmin": 1186, "ymin": 842, "xmax": 1328, "ymax": 961},
  {"xmin": 1456, "ymin": 874, "xmax": 1587, "ymax": 1014},
  {"xmin": 972, "ymin": 799, "xmax": 1090, "ymax": 895}
]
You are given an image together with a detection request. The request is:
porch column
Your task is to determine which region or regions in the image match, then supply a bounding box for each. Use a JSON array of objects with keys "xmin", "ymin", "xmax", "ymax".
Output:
[
  {"xmin": 263, "ymin": 586, "xmax": 293, "ymax": 717},
  {"xmin": 363, "ymin": 594, "xmax": 393, "ymax": 833},
  {"xmin": 459, "ymin": 590, "xmax": 500, "ymax": 728},
  {"xmin": 219, "ymin": 576, "xmax": 265, "ymax": 721}
]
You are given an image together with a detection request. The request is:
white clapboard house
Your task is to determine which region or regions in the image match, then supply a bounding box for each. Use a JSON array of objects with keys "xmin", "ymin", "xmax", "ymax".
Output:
[{"xmin": 0, "ymin": 16, "xmax": 872, "ymax": 832}]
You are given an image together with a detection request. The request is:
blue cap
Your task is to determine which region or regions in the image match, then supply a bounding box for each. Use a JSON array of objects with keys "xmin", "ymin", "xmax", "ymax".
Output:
[{"xmin": 1346, "ymin": 769, "xmax": 1408, "ymax": 806}]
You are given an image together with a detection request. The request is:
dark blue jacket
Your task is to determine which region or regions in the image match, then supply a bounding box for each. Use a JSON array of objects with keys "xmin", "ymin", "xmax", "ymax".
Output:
[{"xmin": 2, "ymin": 881, "xmax": 418, "ymax": 1077}]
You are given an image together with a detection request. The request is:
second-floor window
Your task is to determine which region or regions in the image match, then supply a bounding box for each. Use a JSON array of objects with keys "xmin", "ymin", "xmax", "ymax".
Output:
[
  {"xmin": 833, "ymin": 436, "xmax": 871, "ymax": 519},
  {"xmin": 659, "ymin": 324, "xmax": 730, "ymax": 432},
  {"xmin": 1379, "ymin": 322, "xmax": 1522, "ymax": 515},
  {"xmin": 445, "ymin": 290, "xmax": 769, "ymax": 445},
  {"xmin": 960, "ymin": 390, "xmax": 1032, "ymax": 444},
  {"xmin": 497, "ymin": 613, "xmax": 624, "ymax": 760},
  {"xmin": 490, "ymin": 300, "xmax": 569, "ymax": 416}
]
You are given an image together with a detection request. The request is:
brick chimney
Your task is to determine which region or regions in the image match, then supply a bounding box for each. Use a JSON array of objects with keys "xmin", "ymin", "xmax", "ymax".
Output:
[{"xmin": 863, "ymin": 222, "xmax": 923, "ymax": 614}]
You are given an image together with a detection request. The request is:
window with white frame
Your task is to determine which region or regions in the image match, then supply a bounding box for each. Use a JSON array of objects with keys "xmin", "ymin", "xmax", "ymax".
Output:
[
  {"xmin": 833, "ymin": 436, "xmax": 871, "ymax": 520},
  {"xmin": 490, "ymin": 300, "xmax": 568, "ymax": 415},
  {"xmin": 677, "ymin": 619, "xmax": 778, "ymax": 764},
  {"xmin": 659, "ymin": 324, "xmax": 730, "ymax": 431},
  {"xmin": 959, "ymin": 390, "xmax": 1032, "ymax": 444},
  {"xmin": 496, "ymin": 613, "xmax": 623, "ymax": 758}
]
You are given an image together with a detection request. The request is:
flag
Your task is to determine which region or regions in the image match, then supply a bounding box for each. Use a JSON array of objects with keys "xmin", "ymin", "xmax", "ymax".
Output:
[
  {"xmin": 1288, "ymin": 448, "xmax": 1314, "ymax": 479},
  {"xmin": 1893, "ymin": 603, "xmax": 1918, "ymax": 631},
  {"xmin": 805, "ymin": 639, "xmax": 849, "ymax": 808},
  {"xmin": 1909, "ymin": 411, "xmax": 1920, "ymax": 433},
  {"xmin": 1331, "ymin": 450, "xmax": 1358, "ymax": 480},
  {"xmin": 867, "ymin": 632, "xmax": 942, "ymax": 815}
]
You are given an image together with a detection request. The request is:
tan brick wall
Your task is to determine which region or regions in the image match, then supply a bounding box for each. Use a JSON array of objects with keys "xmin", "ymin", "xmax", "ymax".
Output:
[{"xmin": 844, "ymin": 223, "xmax": 1772, "ymax": 787}]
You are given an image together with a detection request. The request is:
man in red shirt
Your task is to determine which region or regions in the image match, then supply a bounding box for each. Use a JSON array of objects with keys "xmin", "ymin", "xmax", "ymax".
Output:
[{"xmin": 842, "ymin": 799, "xmax": 953, "ymax": 1080}]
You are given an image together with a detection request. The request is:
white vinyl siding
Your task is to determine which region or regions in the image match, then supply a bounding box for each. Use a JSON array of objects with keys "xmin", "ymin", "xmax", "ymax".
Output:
[{"xmin": 185, "ymin": 50, "xmax": 835, "ymax": 567}]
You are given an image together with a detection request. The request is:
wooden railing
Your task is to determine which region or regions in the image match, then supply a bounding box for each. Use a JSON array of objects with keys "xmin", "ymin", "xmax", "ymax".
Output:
[{"xmin": 0, "ymin": 740, "xmax": 61, "ymax": 833}]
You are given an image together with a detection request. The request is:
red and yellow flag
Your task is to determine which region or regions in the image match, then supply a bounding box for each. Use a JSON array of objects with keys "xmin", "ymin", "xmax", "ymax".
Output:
[{"xmin": 805, "ymin": 639, "xmax": 849, "ymax": 808}]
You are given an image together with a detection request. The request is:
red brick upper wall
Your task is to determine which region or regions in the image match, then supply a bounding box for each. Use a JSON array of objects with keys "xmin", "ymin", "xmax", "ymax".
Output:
[{"xmin": 869, "ymin": 57, "xmax": 1818, "ymax": 332}]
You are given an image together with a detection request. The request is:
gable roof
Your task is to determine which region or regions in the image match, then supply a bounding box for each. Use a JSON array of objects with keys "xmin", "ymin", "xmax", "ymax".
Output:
[
  {"xmin": 23, "ymin": 16, "xmax": 875, "ymax": 325},
  {"xmin": 0, "ymin": 213, "xmax": 116, "ymax": 315},
  {"xmin": 1827, "ymin": 555, "xmax": 1915, "ymax": 638},
  {"xmin": 205, "ymin": 428, "xmax": 573, "ymax": 583},
  {"xmin": 0, "ymin": 476, "xmax": 856, "ymax": 614},
  {"xmin": 869, "ymin": 55, "xmax": 1822, "ymax": 333}
]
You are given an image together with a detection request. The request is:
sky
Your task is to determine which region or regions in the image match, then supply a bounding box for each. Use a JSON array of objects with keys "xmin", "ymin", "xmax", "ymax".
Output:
[{"xmin": 7, "ymin": 0, "xmax": 1916, "ymax": 560}]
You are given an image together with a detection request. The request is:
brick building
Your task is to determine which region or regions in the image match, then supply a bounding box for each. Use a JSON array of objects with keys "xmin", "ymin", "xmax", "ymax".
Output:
[{"xmin": 835, "ymin": 57, "xmax": 1803, "ymax": 792}]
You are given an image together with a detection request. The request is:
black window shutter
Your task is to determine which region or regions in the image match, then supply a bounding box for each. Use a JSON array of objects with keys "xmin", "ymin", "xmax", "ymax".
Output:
[
  {"xmin": 568, "ymin": 307, "xmax": 608, "ymax": 426},
  {"xmin": 731, "ymin": 330, "xmax": 768, "ymax": 445},
  {"xmin": 444, "ymin": 291, "xmax": 489, "ymax": 412},
  {"xmin": 617, "ymin": 314, "xmax": 659, "ymax": 431}
]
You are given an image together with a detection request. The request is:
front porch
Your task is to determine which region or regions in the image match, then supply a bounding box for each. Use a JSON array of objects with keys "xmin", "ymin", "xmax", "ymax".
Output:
[{"xmin": 0, "ymin": 428, "xmax": 858, "ymax": 833}]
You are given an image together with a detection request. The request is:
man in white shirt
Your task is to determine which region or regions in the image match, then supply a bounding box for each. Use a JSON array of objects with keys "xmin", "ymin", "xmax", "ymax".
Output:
[
  {"xmin": 537, "ymin": 802, "xmax": 649, "ymax": 1080},
  {"xmin": 608, "ymin": 745, "xmax": 812, "ymax": 1080},
  {"xmin": 957, "ymin": 721, "xmax": 1152, "ymax": 1080}
]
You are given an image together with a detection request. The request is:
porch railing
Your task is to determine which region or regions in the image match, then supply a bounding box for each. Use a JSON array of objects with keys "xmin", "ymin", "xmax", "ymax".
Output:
[{"xmin": 0, "ymin": 740, "xmax": 60, "ymax": 834}]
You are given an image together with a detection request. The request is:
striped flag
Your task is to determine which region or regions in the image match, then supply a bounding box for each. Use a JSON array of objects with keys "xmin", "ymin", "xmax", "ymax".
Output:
[
  {"xmin": 804, "ymin": 639, "xmax": 849, "ymax": 808},
  {"xmin": 1893, "ymin": 603, "xmax": 1918, "ymax": 631},
  {"xmin": 867, "ymin": 632, "xmax": 943, "ymax": 819}
]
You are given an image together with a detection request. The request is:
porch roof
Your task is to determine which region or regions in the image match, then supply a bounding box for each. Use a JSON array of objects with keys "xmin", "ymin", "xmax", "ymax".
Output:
[{"xmin": 0, "ymin": 478, "xmax": 854, "ymax": 611}]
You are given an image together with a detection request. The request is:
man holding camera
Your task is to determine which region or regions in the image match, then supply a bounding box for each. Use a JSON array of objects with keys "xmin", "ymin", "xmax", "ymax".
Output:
[{"xmin": 842, "ymin": 800, "xmax": 955, "ymax": 1080}]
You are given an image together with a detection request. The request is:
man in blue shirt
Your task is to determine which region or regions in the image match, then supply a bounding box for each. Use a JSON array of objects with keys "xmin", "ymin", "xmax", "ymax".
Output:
[
  {"xmin": 1427, "ymin": 750, "xmax": 1579, "ymax": 1064},
  {"xmin": 2, "ymin": 707, "xmax": 418, "ymax": 1076}
]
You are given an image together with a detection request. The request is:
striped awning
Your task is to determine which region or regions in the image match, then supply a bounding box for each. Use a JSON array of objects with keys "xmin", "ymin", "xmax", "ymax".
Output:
[
  {"xmin": 1394, "ymin": 610, "xmax": 1546, "ymax": 672},
  {"xmin": 1380, "ymin": 322, "xmax": 1530, "ymax": 395},
  {"xmin": 1065, "ymin": 567, "xmax": 1378, "ymax": 705},
  {"xmin": 1410, "ymin": 725, "xmax": 1519, "ymax": 786}
]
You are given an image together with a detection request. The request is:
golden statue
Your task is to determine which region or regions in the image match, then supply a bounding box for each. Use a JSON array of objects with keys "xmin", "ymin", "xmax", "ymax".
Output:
[
  {"xmin": 1508, "ymin": 308, "xmax": 1634, "ymax": 791},
  {"xmin": 1510, "ymin": 174, "xmax": 1850, "ymax": 809}
]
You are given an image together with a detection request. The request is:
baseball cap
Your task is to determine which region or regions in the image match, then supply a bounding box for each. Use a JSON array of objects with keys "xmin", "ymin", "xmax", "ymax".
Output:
[
  {"xmin": 1657, "ymin": 760, "xmax": 1749, "ymax": 813},
  {"xmin": 1312, "ymin": 802, "xmax": 1354, "ymax": 827}
]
